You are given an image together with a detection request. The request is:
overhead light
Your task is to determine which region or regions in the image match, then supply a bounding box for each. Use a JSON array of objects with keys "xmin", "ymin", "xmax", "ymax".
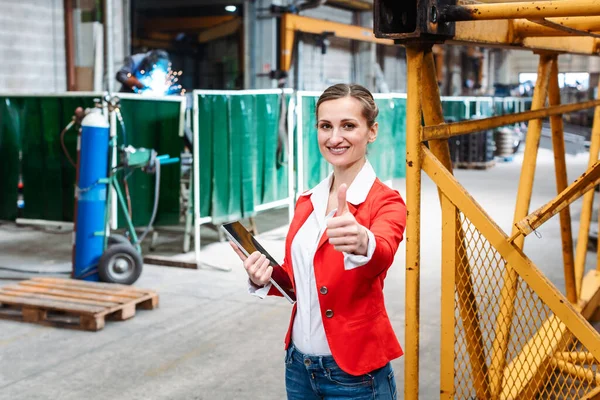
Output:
[{"xmin": 225, "ymin": 5, "xmax": 237, "ymax": 12}]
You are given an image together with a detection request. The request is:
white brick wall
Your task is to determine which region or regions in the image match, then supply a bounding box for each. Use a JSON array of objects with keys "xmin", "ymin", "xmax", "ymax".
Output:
[{"xmin": 0, "ymin": 0, "xmax": 66, "ymax": 93}]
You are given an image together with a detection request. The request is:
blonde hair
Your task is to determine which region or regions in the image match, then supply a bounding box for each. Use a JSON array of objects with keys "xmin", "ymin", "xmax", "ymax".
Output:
[{"xmin": 316, "ymin": 84, "xmax": 379, "ymax": 127}]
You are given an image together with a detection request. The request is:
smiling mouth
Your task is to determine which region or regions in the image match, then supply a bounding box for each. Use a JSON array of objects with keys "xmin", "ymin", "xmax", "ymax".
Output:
[{"xmin": 328, "ymin": 146, "xmax": 349, "ymax": 155}]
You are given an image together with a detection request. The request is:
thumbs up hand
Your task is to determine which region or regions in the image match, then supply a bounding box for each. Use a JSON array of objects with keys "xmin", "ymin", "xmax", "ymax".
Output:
[{"xmin": 326, "ymin": 184, "xmax": 369, "ymax": 256}]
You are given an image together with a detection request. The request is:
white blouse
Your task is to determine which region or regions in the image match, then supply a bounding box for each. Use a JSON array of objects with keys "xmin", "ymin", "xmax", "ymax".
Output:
[{"xmin": 251, "ymin": 161, "xmax": 377, "ymax": 355}]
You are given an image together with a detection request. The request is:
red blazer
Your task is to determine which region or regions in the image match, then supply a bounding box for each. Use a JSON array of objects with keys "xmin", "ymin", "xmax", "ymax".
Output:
[{"xmin": 268, "ymin": 178, "xmax": 407, "ymax": 376}]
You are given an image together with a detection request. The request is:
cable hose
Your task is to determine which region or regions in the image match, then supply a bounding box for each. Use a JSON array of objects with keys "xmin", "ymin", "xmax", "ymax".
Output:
[
  {"xmin": 60, "ymin": 120, "xmax": 77, "ymax": 168},
  {"xmin": 136, "ymin": 160, "xmax": 161, "ymax": 245},
  {"xmin": 0, "ymin": 266, "xmax": 70, "ymax": 274}
]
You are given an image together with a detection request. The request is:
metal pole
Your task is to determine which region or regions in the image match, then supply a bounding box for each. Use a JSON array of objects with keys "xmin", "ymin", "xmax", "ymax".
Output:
[
  {"xmin": 575, "ymin": 79, "xmax": 600, "ymax": 293},
  {"xmin": 404, "ymin": 45, "xmax": 424, "ymax": 400},
  {"xmin": 193, "ymin": 92, "xmax": 202, "ymax": 265},
  {"xmin": 440, "ymin": 193, "xmax": 456, "ymax": 399},
  {"xmin": 514, "ymin": 17, "xmax": 600, "ymax": 37},
  {"xmin": 443, "ymin": 0, "xmax": 600, "ymax": 22},
  {"xmin": 548, "ymin": 56, "xmax": 578, "ymax": 304},
  {"xmin": 423, "ymin": 98, "xmax": 600, "ymax": 141},
  {"xmin": 489, "ymin": 53, "xmax": 553, "ymax": 398},
  {"xmin": 64, "ymin": 0, "xmax": 76, "ymax": 91},
  {"xmin": 105, "ymin": 0, "xmax": 115, "ymax": 94},
  {"xmin": 104, "ymin": 0, "xmax": 118, "ymax": 229}
]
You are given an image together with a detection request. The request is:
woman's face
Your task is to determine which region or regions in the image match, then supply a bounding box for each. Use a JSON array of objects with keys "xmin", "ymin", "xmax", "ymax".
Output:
[{"xmin": 317, "ymin": 96, "xmax": 378, "ymax": 169}]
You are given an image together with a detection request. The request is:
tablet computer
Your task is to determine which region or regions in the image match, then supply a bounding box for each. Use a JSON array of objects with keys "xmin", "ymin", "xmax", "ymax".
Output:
[{"xmin": 221, "ymin": 221, "xmax": 296, "ymax": 304}]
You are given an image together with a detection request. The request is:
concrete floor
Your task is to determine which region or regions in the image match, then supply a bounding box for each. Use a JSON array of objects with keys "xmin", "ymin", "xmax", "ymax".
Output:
[{"xmin": 0, "ymin": 148, "xmax": 597, "ymax": 400}]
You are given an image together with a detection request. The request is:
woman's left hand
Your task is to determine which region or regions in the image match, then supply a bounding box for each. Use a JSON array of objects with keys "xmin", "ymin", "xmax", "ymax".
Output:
[{"xmin": 326, "ymin": 184, "xmax": 369, "ymax": 256}]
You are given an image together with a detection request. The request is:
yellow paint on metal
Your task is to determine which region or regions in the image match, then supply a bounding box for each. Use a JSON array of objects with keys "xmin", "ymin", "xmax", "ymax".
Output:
[
  {"xmin": 423, "ymin": 98, "xmax": 600, "ymax": 141},
  {"xmin": 550, "ymin": 357, "xmax": 600, "ymax": 385},
  {"xmin": 451, "ymin": 19, "xmax": 600, "ymax": 54},
  {"xmin": 421, "ymin": 49, "xmax": 490, "ymax": 399},
  {"xmin": 440, "ymin": 193, "xmax": 457, "ymax": 400},
  {"xmin": 404, "ymin": 46, "xmax": 424, "ymax": 400},
  {"xmin": 279, "ymin": 13, "xmax": 395, "ymax": 72},
  {"xmin": 422, "ymin": 145, "xmax": 600, "ymax": 398},
  {"xmin": 512, "ymin": 161, "xmax": 600, "ymax": 239},
  {"xmin": 548, "ymin": 57, "xmax": 578, "ymax": 305},
  {"xmin": 452, "ymin": 0, "xmax": 600, "ymax": 21},
  {"xmin": 514, "ymin": 17, "xmax": 600, "ymax": 37},
  {"xmin": 555, "ymin": 351, "xmax": 600, "ymax": 364},
  {"xmin": 575, "ymin": 80, "xmax": 600, "ymax": 296},
  {"xmin": 489, "ymin": 54, "xmax": 553, "ymax": 399}
]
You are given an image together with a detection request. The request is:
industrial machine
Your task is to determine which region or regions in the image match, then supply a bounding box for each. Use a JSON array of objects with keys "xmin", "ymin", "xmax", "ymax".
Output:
[{"xmin": 72, "ymin": 99, "xmax": 179, "ymax": 285}]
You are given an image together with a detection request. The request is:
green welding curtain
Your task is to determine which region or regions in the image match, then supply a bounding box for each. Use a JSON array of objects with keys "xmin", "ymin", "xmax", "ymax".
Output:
[
  {"xmin": 195, "ymin": 92, "xmax": 290, "ymax": 223},
  {"xmin": 0, "ymin": 95, "xmax": 97, "ymax": 222},
  {"xmin": 298, "ymin": 95, "xmax": 407, "ymax": 193},
  {"xmin": 0, "ymin": 95, "xmax": 183, "ymax": 226},
  {"xmin": 116, "ymin": 98, "xmax": 184, "ymax": 227}
]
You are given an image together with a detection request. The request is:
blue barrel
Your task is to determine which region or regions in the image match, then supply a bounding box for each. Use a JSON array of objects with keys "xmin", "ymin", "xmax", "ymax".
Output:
[{"xmin": 73, "ymin": 109, "xmax": 110, "ymax": 281}]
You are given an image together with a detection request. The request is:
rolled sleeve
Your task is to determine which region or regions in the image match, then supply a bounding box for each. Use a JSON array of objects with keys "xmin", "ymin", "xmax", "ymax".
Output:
[
  {"xmin": 247, "ymin": 279, "xmax": 272, "ymax": 299},
  {"xmin": 343, "ymin": 228, "xmax": 376, "ymax": 270}
]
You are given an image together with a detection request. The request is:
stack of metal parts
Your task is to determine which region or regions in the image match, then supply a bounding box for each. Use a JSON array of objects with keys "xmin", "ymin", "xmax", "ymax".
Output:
[{"xmin": 448, "ymin": 130, "xmax": 496, "ymax": 169}]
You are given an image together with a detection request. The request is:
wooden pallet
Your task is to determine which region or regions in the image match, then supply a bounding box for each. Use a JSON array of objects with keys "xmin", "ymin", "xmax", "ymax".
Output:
[{"xmin": 0, "ymin": 277, "xmax": 158, "ymax": 331}]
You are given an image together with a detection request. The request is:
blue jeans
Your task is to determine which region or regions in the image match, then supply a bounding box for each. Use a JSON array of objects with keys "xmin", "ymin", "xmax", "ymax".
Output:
[{"xmin": 284, "ymin": 343, "xmax": 398, "ymax": 400}]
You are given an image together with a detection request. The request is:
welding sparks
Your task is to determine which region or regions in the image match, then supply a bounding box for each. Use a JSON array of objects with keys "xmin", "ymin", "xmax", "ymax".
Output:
[{"xmin": 138, "ymin": 65, "xmax": 184, "ymax": 96}]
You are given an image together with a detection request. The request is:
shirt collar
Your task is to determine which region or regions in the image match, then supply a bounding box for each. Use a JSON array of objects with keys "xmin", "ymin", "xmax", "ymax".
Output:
[{"xmin": 300, "ymin": 160, "xmax": 377, "ymax": 207}]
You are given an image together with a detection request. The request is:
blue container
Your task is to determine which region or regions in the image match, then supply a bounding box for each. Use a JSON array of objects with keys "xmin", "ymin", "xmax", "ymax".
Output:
[{"xmin": 73, "ymin": 109, "xmax": 109, "ymax": 281}]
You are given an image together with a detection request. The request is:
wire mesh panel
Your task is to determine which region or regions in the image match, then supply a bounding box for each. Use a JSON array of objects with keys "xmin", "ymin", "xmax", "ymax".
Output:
[{"xmin": 453, "ymin": 213, "xmax": 599, "ymax": 399}]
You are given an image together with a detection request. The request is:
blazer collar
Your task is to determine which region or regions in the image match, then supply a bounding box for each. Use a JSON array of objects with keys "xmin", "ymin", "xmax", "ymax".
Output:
[{"xmin": 299, "ymin": 159, "xmax": 377, "ymax": 208}]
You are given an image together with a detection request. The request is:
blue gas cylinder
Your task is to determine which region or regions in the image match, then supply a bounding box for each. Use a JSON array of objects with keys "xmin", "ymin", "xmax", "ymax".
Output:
[{"xmin": 73, "ymin": 108, "xmax": 110, "ymax": 281}]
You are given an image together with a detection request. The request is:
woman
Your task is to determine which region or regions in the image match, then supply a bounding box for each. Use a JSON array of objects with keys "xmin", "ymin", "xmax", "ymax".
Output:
[{"xmin": 231, "ymin": 83, "xmax": 406, "ymax": 399}]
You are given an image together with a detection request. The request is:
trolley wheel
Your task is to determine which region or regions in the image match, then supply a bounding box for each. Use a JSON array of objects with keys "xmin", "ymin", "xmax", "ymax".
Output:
[
  {"xmin": 107, "ymin": 234, "xmax": 132, "ymax": 247},
  {"xmin": 98, "ymin": 244, "xmax": 143, "ymax": 285}
]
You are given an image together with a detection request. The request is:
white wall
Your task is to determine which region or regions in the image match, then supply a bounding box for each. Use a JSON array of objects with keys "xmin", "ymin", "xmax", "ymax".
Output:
[
  {"xmin": 381, "ymin": 46, "xmax": 406, "ymax": 92},
  {"xmin": 508, "ymin": 50, "xmax": 593, "ymax": 82},
  {"xmin": 0, "ymin": 0, "xmax": 66, "ymax": 93},
  {"xmin": 290, "ymin": 6, "xmax": 354, "ymax": 91}
]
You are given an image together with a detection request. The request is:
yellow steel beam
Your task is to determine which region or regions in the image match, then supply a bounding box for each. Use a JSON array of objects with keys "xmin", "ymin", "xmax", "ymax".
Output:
[
  {"xmin": 198, "ymin": 18, "xmax": 242, "ymax": 43},
  {"xmin": 510, "ymin": 161, "xmax": 600, "ymax": 240},
  {"xmin": 423, "ymin": 99, "xmax": 600, "ymax": 141},
  {"xmin": 451, "ymin": 19, "xmax": 600, "ymax": 55},
  {"xmin": 490, "ymin": 53, "xmax": 553, "ymax": 398},
  {"xmin": 575, "ymin": 80, "xmax": 600, "ymax": 297},
  {"xmin": 280, "ymin": 13, "xmax": 394, "ymax": 71},
  {"xmin": 143, "ymin": 16, "xmax": 236, "ymax": 32},
  {"xmin": 501, "ymin": 316, "xmax": 570, "ymax": 400},
  {"xmin": 421, "ymin": 49, "xmax": 489, "ymax": 399},
  {"xmin": 440, "ymin": 193, "xmax": 456, "ymax": 400},
  {"xmin": 550, "ymin": 357, "xmax": 600, "ymax": 385},
  {"xmin": 527, "ymin": 18, "xmax": 600, "ymax": 39},
  {"xmin": 514, "ymin": 17, "xmax": 600, "ymax": 37},
  {"xmin": 555, "ymin": 351, "xmax": 600, "ymax": 364},
  {"xmin": 505, "ymin": 269, "xmax": 600, "ymax": 399},
  {"xmin": 581, "ymin": 385, "xmax": 600, "ymax": 400},
  {"xmin": 404, "ymin": 45, "xmax": 424, "ymax": 400},
  {"xmin": 548, "ymin": 57, "xmax": 578, "ymax": 305},
  {"xmin": 421, "ymin": 145, "xmax": 600, "ymax": 379},
  {"xmin": 445, "ymin": 0, "xmax": 600, "ymax": 22},
  {"xmin": 326, "ymin": 0, "xmax": 372, "ymax": 11}
]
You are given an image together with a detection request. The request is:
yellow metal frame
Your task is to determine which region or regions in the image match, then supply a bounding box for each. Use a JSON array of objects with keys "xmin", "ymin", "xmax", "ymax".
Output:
[{"xmin": 402, "ymin": 3, "xmax": 600, "ymax": 394}]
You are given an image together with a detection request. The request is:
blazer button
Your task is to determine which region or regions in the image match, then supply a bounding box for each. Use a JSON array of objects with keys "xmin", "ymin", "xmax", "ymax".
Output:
[
  {"xmin": 325, "ymin": 309, "xmax": 334, "ymax": 318},
  {"xmin": 319, "ymin": 286, "xmax": 328, "ymax": 295}
]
